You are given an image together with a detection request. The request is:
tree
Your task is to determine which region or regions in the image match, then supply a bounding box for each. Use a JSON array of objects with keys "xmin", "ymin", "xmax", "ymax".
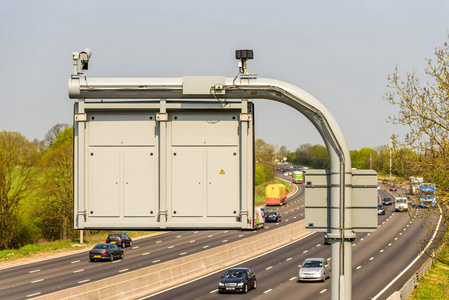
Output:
[
  {"xmin": 385, "ymin": 39, "xmax": 449, "ymax": 225},
  {"xmin": 44, "ymin": 123, "xmax": 69, "ymax": 148},
  {"xmin": 0, "ymin": 131, "xmax": 38, "ymax": 250},
  {"xmin": 278, "ymin": 145, "xmax": 290, "ymax": 161},
  {"xmin": 36, "ymin": 127, "xmax": 74, "ymax": 240}
]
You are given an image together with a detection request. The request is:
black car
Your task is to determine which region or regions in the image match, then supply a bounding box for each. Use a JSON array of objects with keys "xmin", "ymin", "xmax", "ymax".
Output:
[
  {"xmin": 106, "ymin": 233, "xmax": 133, "ymax": 248},
  {"xmin": 377, "ymin": 204, "xmax": 386, "ymax": 215},
  {"xmin": 218, "ymin": 268, "xmax": 257, "ymax": 294},
  {"xmin": 89, "ymin": 243, "xmax": 124, "ymax": 262},
  {"xmin": 382, "ymin": 197, "xmax": 393, "ymax": 205},
  {"xmin": 265, "ymin": 211, "xmax": 281, "ymax": 222}
]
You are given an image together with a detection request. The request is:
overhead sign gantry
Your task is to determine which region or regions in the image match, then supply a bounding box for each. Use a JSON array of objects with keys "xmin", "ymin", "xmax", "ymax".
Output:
[{"xmin": 69, "ymin": 49, "xmax": 377, "ymax": 300}]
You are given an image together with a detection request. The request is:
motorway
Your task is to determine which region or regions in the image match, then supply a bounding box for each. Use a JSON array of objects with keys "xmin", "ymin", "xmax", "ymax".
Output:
[
  {"xmin": 0, "ymin": 176, "xmax": 444, "ymax": 300},
  {"xmin": 0, "ymin": 178, "xmax": 304, "ymax": 300},
  {"xmin": 146, "ymin": 181, "xmax": 443, "ymax": 300}
]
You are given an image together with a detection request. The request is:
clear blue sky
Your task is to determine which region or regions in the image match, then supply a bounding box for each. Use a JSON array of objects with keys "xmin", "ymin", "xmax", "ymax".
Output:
[{"xmin": 1, "ymin": 1, "xmax": 448, "ymax": 151}]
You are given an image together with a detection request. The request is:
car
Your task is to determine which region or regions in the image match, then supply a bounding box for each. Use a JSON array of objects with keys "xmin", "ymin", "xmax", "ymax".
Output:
[
  {"xmin": 218, "ymin": 267, "xmax": 257, "ymax": 294},
  {"xmin": 106, "ymin": 232, "xmax": 133, "ymax": 248},
  {"xmin": 89, "ymin": 243, "xmax": 124, "ymax": 262},
  {"xmin": 265, "ymin": 211, "xmax": 281, "ymax": 222},
  {"xmin": 382, "ymin": 197, "xmax": 393, "ymax": 205},
  {"xmin": 389, "ymin": 186, "xmax": 397, "ymax": 191},
  {"xmin": 377, "ymin": 204, "xmax": 386, "ymax": 215},
  {"xmin": 298, "ymin": 258, "xmax": 331, "ymax": 282},
  {"xmin": 260, "ymin": 207, "xmax": 267, "ymax": 217},
  {"xmin": 324, "ymin": 233, "xmax": 331, "ymax": 245}
]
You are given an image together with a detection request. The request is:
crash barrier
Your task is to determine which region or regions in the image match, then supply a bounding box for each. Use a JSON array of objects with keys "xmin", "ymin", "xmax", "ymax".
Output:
[
  {"xmin": 35, "ymin": 220, "xmax": 309, "ymax": 300},
  {"xmin": 387, "ymin": 227, "xmax": 448, "ymax": 299}
]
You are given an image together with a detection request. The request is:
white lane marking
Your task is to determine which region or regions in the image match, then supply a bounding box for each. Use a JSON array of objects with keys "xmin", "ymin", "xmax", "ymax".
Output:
[
  {"xmin": 168, "ymin": 245, "xmax": 174, "ymax": 249},
  {"xmin": 203, "ymin": 245, "xmax": 209, "ymax": 249},
  {"xmin": 356, "ymin": 266, "xmax": 362, "ymax": 270},
  {"xmin": 222, "ymin": 240, "xmax": 228, "ymax": 243},
  {"xmin": 156, "ymin": 241, "xmax": 162, "ymax": 244},
  {"xmin": 238, "ymin": 235, "xmax": 244, "ymax": 238},
  {"xmin": 31, "ymin": 279, "xmax": 44, "ymax": 283},
  {"xmin": 152, "ymin": 260, "xmax": 160, "ymax": 263},
  {"xmin": 367, "ymin": 233, "xmax": 371, "ymax": 236},
  {"xmin": 224, "ymin": 231, "xmax": 228, "ymax": 233},
  {"xmin": 380, "ymin": 250, "xmax": 384, "ymax": 253},
  {"xmin": 29, "ymin": 269, "xmax": 40, "ymax": 273},
  {"xmin": 320, "ymin": 289, "xmax": 327, "ymax": 294},
  {"xmin": 210, "ymin": 289, "xmax": 218, "ymax": 294},
  {"xmin": 303, "ymin": 250, "xmax": 308, "ymax": 253},
  {"xmin": 372, "ymin": 205, "xmax": 444, "ymax": 300},
  {"xmin": 286, "ymin": 219, "xmax": 289, "ymax": 222},
  {"xmin": 142, "ymin": 252, "xmax": 150, "ymax": 256},
  {"xmin": 388, "ymin": 243, "xmax": 392, "ymax": 246},
  {"xmin": 147, "ymin": 231, "xmax": 316, "ymax": 298},
  {"xmin": 71, "ymin": 260, "xmax": 81, "ymax": 264},
  {"xmin": 119, "ymin": 269, "xmax": 129, "ymax": 273},
  {"xmin": 352, "ymin": 244, "xmax": 356, "ymax": 247},
  {"xmin": 317, "ymin": 244, "xmax": 322, "ymax": 247},
  {"xmin": 286, "ymin": 257, "xmax": 292, "ymax": 261},
  {"xmin": 133, "ymin": 246, "xmax": 139, "ymax": 249},
  {"xmin": 394, "ymin": 238, "xmax": 398, "ymax": 241},
  {"xmin": 276, "ymin": 223, "xmax": 280, "ymax": 226},
  {"xmin": 73, "ymin": 269, "xmax": 84, "ymax": 273},
  {"xmin": 289, "ymin": 277, "xmax": 296, "ymax": 281},
  {"xmin": 78, "ymin": 279, "xmax": 90, "ymax": 284},
  {"xmin": 266, "ymin": 266, "xmax": 273, "ymax": 270},
  {"xmin": 264, "ymin": 289, "xmax": 273, "ymax": 294},
  {"xmin": 208, "ymin": 235, "xmax": 214, "ymax": 238},
  {"xmin": 361, "ymin": 238, "xmax": 365, "ymax": 241},
  {"xmin": 176, "ymin": 235, "xmax": 182, "ymax": 238},
  {"xmin": 180, "ymin": 252, "xmax": 187, "ymax": 255},
  {"xmin": 112, "ymin": 260, "xmax": 121, "ymax": 263},
  {"xmin": 194, "ymin": 231, "xmax": 199, "ymax": 234},
  {"xmin": 26, "ymin": 292, "xmax": 41, "ymax": 297},
  {"xmin": 190, "ymin": 240, "xmax": 196, "ymax": 243},
  {"xmin": 370, "ymin": 257, "xmax": 374, "ymax": 261},
  {"xmin": 399, "ymin": 233, "xmax": 402, "ymax": 236}
]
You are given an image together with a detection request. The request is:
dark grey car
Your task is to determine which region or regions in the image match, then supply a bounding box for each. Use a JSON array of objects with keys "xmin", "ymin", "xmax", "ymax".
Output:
[{"xmin": 89, "ymin": 243, "xmax": 124, "ymax": 262}]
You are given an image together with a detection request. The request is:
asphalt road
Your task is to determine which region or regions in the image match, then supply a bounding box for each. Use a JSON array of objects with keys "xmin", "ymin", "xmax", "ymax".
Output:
[
  {"xmin": 0, "ymin": 179, "xmax": 304, "ymax": 300},
  {"xmin": 146, "ymin": 184, "xmax": 443, "ymax": 300}
]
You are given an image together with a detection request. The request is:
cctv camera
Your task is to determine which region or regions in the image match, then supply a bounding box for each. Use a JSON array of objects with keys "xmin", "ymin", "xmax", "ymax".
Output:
[{"xmin": 79, "ymin": 48, "xmax": 92, "ymax": 62}]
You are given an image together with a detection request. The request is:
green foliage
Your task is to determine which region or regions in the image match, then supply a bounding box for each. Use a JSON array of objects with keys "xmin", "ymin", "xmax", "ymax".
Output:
[
  {"xmin": 255, "ymin": 163, "xmax": 274, "ymax": 185},
  {"xmin": 294, "ymin": 144, "xmax": 330, "ymax": 169},
  {"xmin": 409, "ymin": 243, "xmax": 449, "ymax": 299}
]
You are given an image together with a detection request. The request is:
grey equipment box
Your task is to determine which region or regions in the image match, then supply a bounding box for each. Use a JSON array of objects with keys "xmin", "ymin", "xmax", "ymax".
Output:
[
  {"xmin": 73, "ymin": 101, "xmax": 254, "ymax": 230},
  {"xmin": 305, "ymin": 169, "xmax": 378, "ymax": 232}
]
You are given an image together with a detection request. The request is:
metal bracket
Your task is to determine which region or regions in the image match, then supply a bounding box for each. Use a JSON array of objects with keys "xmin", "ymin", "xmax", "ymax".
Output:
[
  {"xmin": 75, "ymin": 113, "xmax": 87, "ymax": 122},
  {"xmin": 156, "ymin": 113, "xmax": 168, "ymax": 121},
  {"xmin": 158, "ymin": 210, "xmax": 168, "ymax": 221},
  {"xmin": 240, "ymin": 113, "xmax": 252, "ymax": 122}
]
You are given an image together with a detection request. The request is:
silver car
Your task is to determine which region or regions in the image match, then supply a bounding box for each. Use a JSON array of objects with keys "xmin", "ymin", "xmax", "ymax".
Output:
[{"xmin": 298, "ymin": 258, "xmax": 330, "ymax": 282}]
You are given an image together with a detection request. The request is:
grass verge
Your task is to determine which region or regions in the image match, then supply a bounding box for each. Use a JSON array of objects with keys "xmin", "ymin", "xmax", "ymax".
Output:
[{"xmin": 408, "ymin": 241, "xmax": 449, "ymax": 299}]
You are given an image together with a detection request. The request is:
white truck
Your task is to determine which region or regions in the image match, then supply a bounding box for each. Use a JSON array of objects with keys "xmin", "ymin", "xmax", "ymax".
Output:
[{"xmin": 395, "ymin": 197, "xmax": 408, "ymax": 212}]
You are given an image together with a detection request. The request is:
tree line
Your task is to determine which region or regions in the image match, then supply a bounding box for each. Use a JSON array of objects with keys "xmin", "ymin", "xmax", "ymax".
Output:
[{"xmin": 0, "ymin": 124, "xmax": 73, "ymax": 250}]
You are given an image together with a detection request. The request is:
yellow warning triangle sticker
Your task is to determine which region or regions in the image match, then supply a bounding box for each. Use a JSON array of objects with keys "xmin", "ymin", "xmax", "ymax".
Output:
[{"xmin": 219, "ymin": 169, "xmax": 225, "ymax": 174}]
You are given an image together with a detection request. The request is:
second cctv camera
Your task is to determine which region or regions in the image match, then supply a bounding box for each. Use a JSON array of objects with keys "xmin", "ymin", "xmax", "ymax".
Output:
[{"xmin": 79, "ymin": 48, "xmax": 92, "ymax": 70}]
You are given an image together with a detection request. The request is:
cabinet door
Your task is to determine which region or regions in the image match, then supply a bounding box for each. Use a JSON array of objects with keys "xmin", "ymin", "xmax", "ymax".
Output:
[
  {"xmin": 123, "ymin": 148, "xmax": 156, "ymax": 217},
  {"xmin": 207, "ymin": 148, "xmax": 239, "ymax": 217},
  {"xmin": 87, "ymin": 148, "xmax": 120, "ymax": 217},
  {"xmin": 171, "ymin": 149, "xmax": 204, "ymax": 217}
]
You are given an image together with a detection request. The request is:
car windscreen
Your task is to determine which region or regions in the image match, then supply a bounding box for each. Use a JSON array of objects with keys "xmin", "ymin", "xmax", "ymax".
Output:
[
  {"xmin": 93, "ymin": 244, "xmax": 108, "ymax": 249},
  {"xmin": 225, "ymin": 270, "xmax": 246, "ymax": 278},
  {"xmin": 302, "ymin": 260, "xmax": 323, "ymax": 268},
  {"xmin": 267, "ymin": 212, "xmax": 277, "ymax": 216}
]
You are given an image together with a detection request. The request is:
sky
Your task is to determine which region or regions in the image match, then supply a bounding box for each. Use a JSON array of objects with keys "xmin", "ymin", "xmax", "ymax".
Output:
[{"xmin": 1, "ymin": 1, "xmax": 449, "ymax": 152}]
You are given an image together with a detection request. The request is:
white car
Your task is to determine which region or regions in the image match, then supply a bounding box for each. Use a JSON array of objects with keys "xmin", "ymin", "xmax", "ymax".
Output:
[{"xmin": 298, "ymin": 258, "xmax": 330, "ymax": 282}]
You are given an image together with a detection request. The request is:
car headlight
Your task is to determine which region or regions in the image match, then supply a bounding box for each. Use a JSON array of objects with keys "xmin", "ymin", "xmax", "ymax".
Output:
[
  {"xmin": 237, "ymin": 282, "xmax": 244, "ymax": 286},
  {"xmin": 218, "ymin": 282, "xmax": 224, "ymax": 287}
]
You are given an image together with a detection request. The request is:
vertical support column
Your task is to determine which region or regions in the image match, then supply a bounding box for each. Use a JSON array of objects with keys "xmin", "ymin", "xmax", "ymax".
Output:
[
  {"xmin": 75, "ymin": 100, "xmax": 86, "ymax": 230},
  {"xmin": 240, "ymin": 99, "xmax": 249, "ymax": 228},
  {"xmin": 327, "ymin": 141, "xmax": 354, "ymax": 300},
  {"xmin": 158, "ymin": 99, "xmax": 167, "ymax": 228}
]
